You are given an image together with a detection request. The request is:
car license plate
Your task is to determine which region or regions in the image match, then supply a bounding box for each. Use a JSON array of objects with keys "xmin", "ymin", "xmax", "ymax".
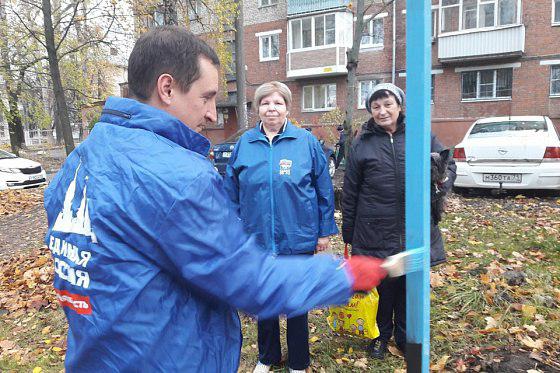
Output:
[
  {"xmin": 222, "ymin": 152, "xmax": 231, "ymax": 158},
  {"xmin": 29, "ymin": 174, "xmax": 43, "ymax": 181},
  {"xmin": 482, "ymin": 173, "xmax": 522, "ymax": 183}
]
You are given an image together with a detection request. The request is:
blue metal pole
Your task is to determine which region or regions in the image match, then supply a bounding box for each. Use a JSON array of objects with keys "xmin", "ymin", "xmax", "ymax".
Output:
[{"xmin": 405, "ymin": 0, "xmax": 432, "ymax": 372}]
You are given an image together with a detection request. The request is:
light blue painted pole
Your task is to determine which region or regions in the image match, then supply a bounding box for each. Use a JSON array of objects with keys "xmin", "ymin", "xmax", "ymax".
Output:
[{"xmin": 405, "ymin": 0, "xmax": 432, "ymax": 372}]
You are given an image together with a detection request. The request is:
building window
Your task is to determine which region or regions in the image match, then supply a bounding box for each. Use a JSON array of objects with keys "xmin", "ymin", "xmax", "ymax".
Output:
[
  {"xmin": 303, "ymin": 84, "xmax": 337, "ymax": 111},
  {"xmin": 461, "ymin": 68, "xmax": 513, "ymax": 100},
  {"xmin": 357, "ymin": 80, "xmax": 381, "ymax": 108},
  {"xmin": 554, "ymin": 0, "xmax": 560, "ymax": 24},
  {"xmin": 259, "ymin": 33, "xmax": 280, "ymax": 61},
  {"xmin": 361, "ymin": 17, "xmax": 384, "ymax": 48},
  {"xmin": 260, "ymin": 0, "xmax": 278, "ymax": 7},
  {"xmin": 551, "ymin": 65, "xmax": 560, "ymax": 96},
  {"xmin": 440, "ymin": 0, "xmax": 519, "ymax": 33},
  {"xmin": 432, "ymin": 9, "xmax": 438, "ymax": 38},
  {"xmin": 290, "ymin": 14, "xmax": 336, "ymax": 50}
]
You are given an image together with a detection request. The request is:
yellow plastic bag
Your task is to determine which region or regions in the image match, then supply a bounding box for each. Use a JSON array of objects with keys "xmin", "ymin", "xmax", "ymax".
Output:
[{"xmin": 327, "ymin": 288, "xmax": 380, "ymax": 339}]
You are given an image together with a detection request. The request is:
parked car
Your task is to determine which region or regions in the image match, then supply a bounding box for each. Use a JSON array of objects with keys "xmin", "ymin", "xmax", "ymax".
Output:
[
  {"xmin": 0, "ymin": 149, "xmax": 48, "ymax": 190},
  {"xmin": 453, "ymin": 116, "xmax": 560, "ymax": 190},
  {"xmin": 211, "ymin": 128, "xmax": 338, "ymax": 178}
]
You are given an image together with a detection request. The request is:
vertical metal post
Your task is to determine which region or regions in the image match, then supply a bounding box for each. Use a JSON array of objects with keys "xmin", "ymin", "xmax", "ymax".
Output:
[{"xmin": 405, "ymin": 0, "xmax": 431, "ymax": 372}]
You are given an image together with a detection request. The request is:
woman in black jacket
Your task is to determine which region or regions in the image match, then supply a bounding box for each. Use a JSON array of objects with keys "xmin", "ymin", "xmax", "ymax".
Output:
[{"xmin": 342, "ymin": 83, "xmax": 456, "ymax": 359}]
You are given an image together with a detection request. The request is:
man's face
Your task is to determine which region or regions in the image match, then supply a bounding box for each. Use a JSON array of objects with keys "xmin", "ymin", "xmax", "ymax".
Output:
[{"xmin": 167, "ymin": 57, "xmax": 219, "ymax": 133}]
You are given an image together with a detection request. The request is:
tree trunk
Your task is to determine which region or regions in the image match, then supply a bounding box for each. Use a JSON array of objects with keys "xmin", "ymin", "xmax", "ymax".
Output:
[
  {"xmin": 343, "ymin": 0, "xmax": 365, "ymax": 159},
  {"xmin": 234, "ymin": 0, "xmax": 247, "ymax": 129},
  {"xmin": 42, "ymin": 0, "xmax": 75, "ymax": 155},
  {"xmin": 163, "ymin": 0, "xmax": 178, "ymax": 25},
  {"xmin": 7, "ymin": 90, "xmax": 25, "ymax": 155},
  {"xmin": 0, "ymin": 1, "xmax": 24, "ymax": 154}
]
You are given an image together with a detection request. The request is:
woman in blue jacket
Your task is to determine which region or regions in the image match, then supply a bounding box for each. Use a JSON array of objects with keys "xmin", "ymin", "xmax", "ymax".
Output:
[{"xmin": 224, "ymin": 81, "xmax": 338, "ymax": 373}]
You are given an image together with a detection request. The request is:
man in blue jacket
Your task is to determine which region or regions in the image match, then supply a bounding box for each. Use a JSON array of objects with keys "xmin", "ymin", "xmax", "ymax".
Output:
[{"xmin": 44, "ymin": 26, "xmax": 387, "ymax": 372}]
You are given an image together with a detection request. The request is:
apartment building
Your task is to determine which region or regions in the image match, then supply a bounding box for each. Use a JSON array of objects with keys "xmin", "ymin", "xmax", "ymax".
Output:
[{"xmin": 205, "ymin": 0, "xmax": 560, "ymax": 146}]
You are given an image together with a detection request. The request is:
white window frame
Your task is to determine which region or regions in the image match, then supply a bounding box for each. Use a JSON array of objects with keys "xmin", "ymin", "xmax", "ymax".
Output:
[
  {"xmin": 360, "ymin": 13, "xmax": 386, "ymax": 49},
  {"xmin": 553, "ymin": 0, "xmax": 560, "ymax": 25},
  {"xmin": 302, "ymin": 84, "xmax": 337, "ymax": 112},
  {"xmin": 259, "ymin": 0, "xmax": 278, "ymax": 8},
  {"xmin": 357, "ymin": 79, "xmax": 381, "ymax": 109},
  {"xmin": 460, "ymin": 67, "xmax": 513, "ymax": 101},
  {"xmin": 551, "ymin": 65, "xmax": 560, "ymax": 97},
  {"xmin": 289, "ymin": 14, "xmax": 337, "ymax": 51},
  {"xmin": 257, "ymin": 30, "xmax": 282, "ymax": 62},
  {"xmin": 439, "ymin": 0, "xmax": 521, "ymax": 35}
]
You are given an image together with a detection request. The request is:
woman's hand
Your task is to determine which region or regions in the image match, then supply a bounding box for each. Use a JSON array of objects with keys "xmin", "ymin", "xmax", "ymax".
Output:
[{"xmin": 316, "ymin": 236, "xmax": 330, "ymax": 253}]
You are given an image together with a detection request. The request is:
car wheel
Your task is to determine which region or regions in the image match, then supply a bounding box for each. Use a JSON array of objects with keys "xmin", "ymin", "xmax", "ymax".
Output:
[{"xmin": 328, "ymin": 156, "xmax": 336, "ymax": 178}]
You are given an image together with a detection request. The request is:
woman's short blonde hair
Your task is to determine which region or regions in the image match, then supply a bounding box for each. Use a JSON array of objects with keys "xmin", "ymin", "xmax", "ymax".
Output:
[{"xmin": 254, "ymin": 81, "xmax": 292, "ymax": 111}]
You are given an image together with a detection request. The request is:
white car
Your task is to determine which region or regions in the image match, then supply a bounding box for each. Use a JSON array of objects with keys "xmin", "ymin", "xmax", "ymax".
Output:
[
  {"xmin": 453, "ymin": 116, "xmax": 560, "ymax": 190},
  {"xmin": 0, "ymin": 149, "xmax": 48, "ymax": 190}
]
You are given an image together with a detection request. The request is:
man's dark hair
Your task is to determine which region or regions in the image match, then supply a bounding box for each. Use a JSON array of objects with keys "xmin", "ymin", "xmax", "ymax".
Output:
[
  {"xmin": 128, "ymin": 26, "xmax": 220, "ymax": 100},
  {"xmin": 369, "ymin": 89, "xmax": 405, "ymax": 125}
]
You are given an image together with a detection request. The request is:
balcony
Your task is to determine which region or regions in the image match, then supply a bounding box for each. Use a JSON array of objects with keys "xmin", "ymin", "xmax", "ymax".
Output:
[
  {"xmin": 287, "ymin": 0, "xmax": 350, "ymax": 16},
  {"xmin": 286, "ymin": 11, "xmax": 352, "ymax": 79},
  {"xmin": 287, "ymin": 46, "xmax": 348, "ymax": 79},
  {"xmin": 438, "ymin": 24, "xmax": 525, "ymax": 63}
]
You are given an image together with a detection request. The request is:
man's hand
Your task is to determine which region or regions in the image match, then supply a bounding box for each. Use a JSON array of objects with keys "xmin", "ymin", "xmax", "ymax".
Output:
[
  {"xmin": 316, "ymin": 236, "xmax": 330, "ymax": 253},
  {"xmin": 346, "ymin": 256, "xmax": 387, "ymax": 291}
]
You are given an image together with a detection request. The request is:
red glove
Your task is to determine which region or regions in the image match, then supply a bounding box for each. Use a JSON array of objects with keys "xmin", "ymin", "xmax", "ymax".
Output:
[{"xmin": 346, "ymin": 256, "xmax": 388, "ymax": 292}]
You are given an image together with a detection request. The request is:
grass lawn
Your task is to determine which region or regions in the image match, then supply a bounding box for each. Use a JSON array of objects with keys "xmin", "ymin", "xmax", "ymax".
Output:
[{"xmin": 1, "ymin": 192, "xmax": 559, "ymax": 372}]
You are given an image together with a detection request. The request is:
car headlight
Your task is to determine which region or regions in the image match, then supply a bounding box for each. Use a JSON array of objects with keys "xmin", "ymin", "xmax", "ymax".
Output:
[{"xmin": 0, "ymin": 167, "xmax": 21, "ymax": 174}]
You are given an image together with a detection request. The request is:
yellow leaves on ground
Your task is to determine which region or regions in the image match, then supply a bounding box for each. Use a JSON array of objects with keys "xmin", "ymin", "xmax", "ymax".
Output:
[
  {"xmin": 309, "ymin": 336, "xmax": 320, "ymax": 343},
  {"xmin": 430, "ymin": 355, "xmax": 450, "ymax": 371},
  {"xmin": 0, "ymin": 189, "xmax": 44, "ymax": 215},
  {"xmin": 521, "ymin": 304, "xmax": 537, "ymax": 318},
  {"xmin": 518, "ymin": 335, "xmax": 544, "ymax": 350}
]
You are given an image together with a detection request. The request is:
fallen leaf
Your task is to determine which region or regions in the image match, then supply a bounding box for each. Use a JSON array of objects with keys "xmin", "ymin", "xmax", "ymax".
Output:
[
  {"xmin": 0, "ymin": 340, "xmax": 16, "ymax": 350},
  {"xmin": 309, "ymin": 336, "xmax": 320, "ymax": 343},
  {"xmin": 430, "ymin": 355, "xmax": 450, "ymax": 371},
  {"xmin": 485, "ymin": 316, "xmax": 499, "ymax": 330},
  {"xmin": 522, "ymin": 305, "xmax": 537, "ymax": 318},
  {"xmin": 519, "ymin": 335, "xmax": 544, "ymax": 349}
]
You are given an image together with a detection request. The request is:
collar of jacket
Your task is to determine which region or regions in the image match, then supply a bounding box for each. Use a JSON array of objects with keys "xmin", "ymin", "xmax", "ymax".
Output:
[
  {"xmin": 99, "ymin": 96, "xmax": 210, "ymax": 157},
  {"xmin": 361, "ymin": 117, "xmax": 406, "ymax": 137},
  {"xmin": 246, "ymin": 120, "xmax": 298, "ymax": 143}
]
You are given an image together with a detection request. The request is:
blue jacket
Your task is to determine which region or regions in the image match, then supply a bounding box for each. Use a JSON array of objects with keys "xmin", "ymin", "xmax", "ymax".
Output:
[
  {"xmin": 224, "ymin": 121, "xmax": 338, "ymax": 255},
  {"xmin": 43, "ymin": 97, "xmax": 352, "ymax": 372}
]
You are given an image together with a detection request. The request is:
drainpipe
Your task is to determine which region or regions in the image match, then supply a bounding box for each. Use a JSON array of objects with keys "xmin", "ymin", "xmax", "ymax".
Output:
[{"xmin": 392, "ymin": 0, "xmax": 397, "ymax": 83}]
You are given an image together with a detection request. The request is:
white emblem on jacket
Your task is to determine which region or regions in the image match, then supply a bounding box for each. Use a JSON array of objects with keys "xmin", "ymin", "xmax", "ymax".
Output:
[
  {"xmin": 279, "ymin": 159, "xmax": 292, "ymax": 176},
  {"xmin": 52, "ymin": 162, "xmax": 97, "ymax": 243}
]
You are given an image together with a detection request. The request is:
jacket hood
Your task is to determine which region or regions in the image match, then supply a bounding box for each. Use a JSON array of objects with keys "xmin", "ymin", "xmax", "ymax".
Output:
[{"xmin": 100, "ymin": 96, "xmax": 210, "ymax": 157}]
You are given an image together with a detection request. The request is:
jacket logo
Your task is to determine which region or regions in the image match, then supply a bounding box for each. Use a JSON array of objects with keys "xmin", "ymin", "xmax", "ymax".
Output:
[
  {"xmin": 52, "ymin": 162, "xmax": 97, "ymax": 243},
  {"xmin": 55, "ymin": 289, "xmax": 92, "ymax": 315},
  {"xmin": 279, "ymin": 159, "xmax": 292, "ymax": 176}
]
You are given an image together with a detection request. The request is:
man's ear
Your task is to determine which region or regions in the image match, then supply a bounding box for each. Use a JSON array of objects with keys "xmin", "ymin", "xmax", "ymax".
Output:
[{"xmin": 155, "ymin": 74, "xmax": 174, "ymax": 105}]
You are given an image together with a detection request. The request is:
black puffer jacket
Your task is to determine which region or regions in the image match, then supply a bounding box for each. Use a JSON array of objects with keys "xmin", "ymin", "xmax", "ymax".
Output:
[{"xmin": 342, "ymin": 118, "xmax": 456, "ymax": 266}]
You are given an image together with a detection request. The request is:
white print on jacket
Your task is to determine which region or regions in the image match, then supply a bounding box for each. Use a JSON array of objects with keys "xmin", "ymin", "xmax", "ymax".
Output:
[
  {"xmin": 279, "ymin": 159, "xmax": 292, "ymax": 176},
  {"xmin": 52, "ymin": 162, "xmax": 97, "ymax": 243}
]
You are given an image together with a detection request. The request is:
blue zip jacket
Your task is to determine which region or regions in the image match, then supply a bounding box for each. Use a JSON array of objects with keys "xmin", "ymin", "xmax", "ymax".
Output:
[
  {"xmin": 43, "ymin": 97, "xmax": 352, "ymax": 372},
  {"xmin": 224, "ymin": 121, "xmax": 338, "ymax": 255}
]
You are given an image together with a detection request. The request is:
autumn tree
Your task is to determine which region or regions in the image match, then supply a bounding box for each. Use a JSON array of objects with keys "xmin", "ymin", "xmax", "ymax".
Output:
[{"xmin": 3, "ymin": 0, "xmax": 119, "ymax": 155}]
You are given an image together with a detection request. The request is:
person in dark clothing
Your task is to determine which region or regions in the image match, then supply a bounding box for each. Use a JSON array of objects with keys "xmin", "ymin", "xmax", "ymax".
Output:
[
  {"xmin": 336, "ymin": 125, "xmax": 346, "ymax": 168},
  {"xmin": 341, "ymin": 83, "xmax": 456, "ymax": 360}
]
